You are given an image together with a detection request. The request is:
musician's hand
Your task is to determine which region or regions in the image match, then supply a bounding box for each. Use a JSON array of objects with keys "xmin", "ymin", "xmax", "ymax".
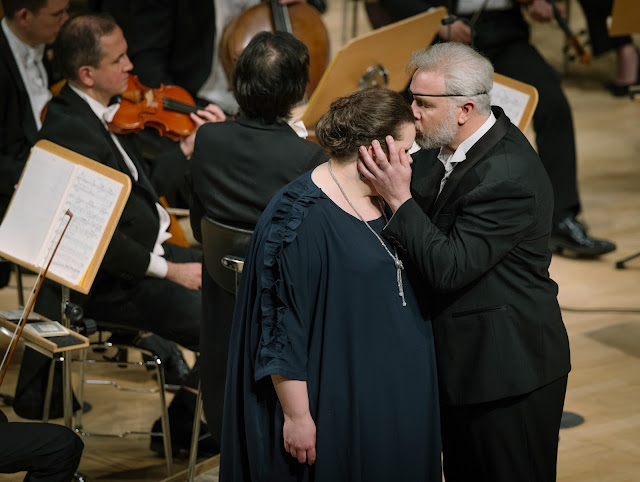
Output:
[
  {"xmin": 527, "ymin": 0, "xmax": 557, "ymax": 22},
  {"xmin": 358, "ymin": 136, "xmax": 413, "ymax": 213},
  {"xmin": 438, "ymin": 19, "xmax": 471, "ymax": 44},
  {"xmin": 179, "ymin": 104, "xmax": 226, "ymax": 157},
  {"xmin": 166, "ymin": 261, "xmax": 202, "ymax": 290}
]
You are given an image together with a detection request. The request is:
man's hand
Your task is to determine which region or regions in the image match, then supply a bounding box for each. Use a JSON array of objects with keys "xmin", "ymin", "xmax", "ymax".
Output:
[
  {"xmin": 283, "ymin": 412, "xmax": 316, "ymax": 465},
  {"xmin": 358, "ymin": 136, "xmax": 413, "ymax": 213},
  {"xmin": 165, "ymin": 261, "xmax": 202, "ymax": 290},
  {"xmin": 527, "ymin": 0, "xmax": 557, "ymax": 23},
  {"xmin": 438, "ymin": 19, "xmax": 472, "ymax": 44},
  {"xmin": 179, "ymin": 103, "xmax": 226, "ymax": 157}
]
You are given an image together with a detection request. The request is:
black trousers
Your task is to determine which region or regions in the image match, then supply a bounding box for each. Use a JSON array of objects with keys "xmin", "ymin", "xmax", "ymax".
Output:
[
  {"xmin": 578, "ymin": 0, "xmax": 632, "ymax": 56},
  {"xmin": 470, "ymin": 8, "xmax": 581, "ymax": 223},
  {"xmin": 15, "ymin": 243, "xmax": 202, "ymax": 419},
  {"xmin": 0, "ymin": 410, "xmax": 84, "ymax": 482},
  {"xmin": 441, "ymin": 375, "xmax": 568, "ymax": 482}
]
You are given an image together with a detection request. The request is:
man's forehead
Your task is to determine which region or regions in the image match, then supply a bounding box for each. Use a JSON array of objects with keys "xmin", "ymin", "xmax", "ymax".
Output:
[{"xmin": 411, "ymin": 70, "xmax": 445, "ymax": 92}]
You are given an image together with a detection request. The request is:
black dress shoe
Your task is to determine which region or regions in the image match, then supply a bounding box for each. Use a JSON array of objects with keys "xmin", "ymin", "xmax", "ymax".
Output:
[
  {"xmin": 149, "ymin": 418, "xmax": 220, "ymax": 458},
  {"xmin": 550, "ymin": 217, "xmax": 616, "ymax": 257}
]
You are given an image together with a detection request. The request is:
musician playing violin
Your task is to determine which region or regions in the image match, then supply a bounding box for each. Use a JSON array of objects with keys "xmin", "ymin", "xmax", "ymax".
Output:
[
  {"xmin": 31, "ymin": 13, "xmax": 220, "ymax": 457},
  {"xmin": 378, "ymin": 0, "xmax": 616, "ymax": 258}
]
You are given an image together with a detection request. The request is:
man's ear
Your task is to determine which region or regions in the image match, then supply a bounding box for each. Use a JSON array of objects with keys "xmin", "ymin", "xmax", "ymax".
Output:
[
  {"xmin": 13, "ymin": 8, "xmax": 34, "ymax": 28},
  {"xmin": 457, "ymin": 100, "xmax": 475, "ymax": 125},
  {"xmin": 77, "ymin": 66, "xmax": 95, "ymax": 88}
]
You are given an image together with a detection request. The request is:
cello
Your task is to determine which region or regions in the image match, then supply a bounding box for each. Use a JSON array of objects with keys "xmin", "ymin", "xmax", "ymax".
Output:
[{"xmin": 219, "ymin": 0, "xmax": 330, "ymax": 98}]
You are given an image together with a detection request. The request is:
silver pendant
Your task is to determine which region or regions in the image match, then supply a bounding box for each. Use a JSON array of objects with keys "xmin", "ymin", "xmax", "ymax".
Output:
[{"xmin": 394, "ymin": 259, "xmax": 404, "ymax": 270}]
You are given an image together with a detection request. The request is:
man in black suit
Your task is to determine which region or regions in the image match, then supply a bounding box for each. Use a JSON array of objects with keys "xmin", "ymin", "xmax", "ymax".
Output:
[
  {"xmin": 378, "ymin": 0, "xmax": 616, "ymax": 258},
  {"xmin": 0, "ymin": 0, "xmax": 69, "ymax": 287},
  {"xmin": 33, "ymin": 13, "xmax": 220, "ymax": 456},
  {"xmin": 0, "ymin": 407, "xmax": 84, "ymax": 481},
  {"xmin": 359, "ymin": 43, "xmax": 571, "ymax": 482},
  {"xmin": 188, "ymin": 31, "xmax": 327, "ymax": 444}
]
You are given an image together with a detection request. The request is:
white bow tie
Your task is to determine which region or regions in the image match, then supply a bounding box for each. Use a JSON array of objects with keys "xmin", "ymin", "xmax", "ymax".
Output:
[{"xmin": 102, "ymin": 103, "xmax": 121, "ymax": 123}]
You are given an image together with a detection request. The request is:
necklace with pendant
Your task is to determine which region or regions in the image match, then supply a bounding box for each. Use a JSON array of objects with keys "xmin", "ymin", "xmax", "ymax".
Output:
[{"xmin": 328, "ymin": 159, "xmax": 407, "ymax": 307}]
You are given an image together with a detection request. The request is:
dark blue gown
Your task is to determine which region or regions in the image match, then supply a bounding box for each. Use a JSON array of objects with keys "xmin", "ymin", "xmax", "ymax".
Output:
[{"xmin": 220, "ymin": 171, "xmax": 441, "ymax": 481}]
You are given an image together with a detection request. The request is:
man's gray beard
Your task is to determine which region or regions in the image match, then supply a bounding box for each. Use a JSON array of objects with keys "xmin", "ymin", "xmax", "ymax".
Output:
[{"xmin": 415, "ymin": 110, "xmax": 458, "ymax": 150}]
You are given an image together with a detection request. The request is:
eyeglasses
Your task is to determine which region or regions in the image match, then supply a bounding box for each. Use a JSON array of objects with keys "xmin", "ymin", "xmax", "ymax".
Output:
[{"xmin": 409, "ymin": 89, "xmax": 488, "ymax": 99}]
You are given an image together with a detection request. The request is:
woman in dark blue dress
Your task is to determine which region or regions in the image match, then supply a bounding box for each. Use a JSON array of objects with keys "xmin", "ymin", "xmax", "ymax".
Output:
[{"xmin": 220, "ymin": 89, "xmax": 441, "ymax": 481}]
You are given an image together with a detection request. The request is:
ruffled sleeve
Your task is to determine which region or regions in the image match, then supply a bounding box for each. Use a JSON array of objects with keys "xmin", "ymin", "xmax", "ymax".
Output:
[{"xmin": 253, "ymin": 175, "xmax": 324, "ymax": 382}]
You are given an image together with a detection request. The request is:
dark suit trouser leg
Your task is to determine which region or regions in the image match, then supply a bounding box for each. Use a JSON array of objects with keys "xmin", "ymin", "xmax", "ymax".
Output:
[
  {"xmin": 577, "ymin": 0, "xmax": 632, "ymax": 56},
  {"xmin": 490, "ymin": 42, "xmax": 581, "ymax": 223},
  {"xmin": 83, "ymin": 243, "xmax": 202, "ymax": 352},
  {"xmin": 0, "ymin": 421, "xmax": 84, "ymax": 481},
  {"xmin": 441, "ymin": 376, "xmax": 567, "ymax": 482}
]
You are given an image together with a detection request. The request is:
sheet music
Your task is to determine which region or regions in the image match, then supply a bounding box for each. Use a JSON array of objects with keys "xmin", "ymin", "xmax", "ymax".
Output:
[
  {"xmin": 0, "ymin": 148, "xmax": 73, "ymax": 264},
  {"xmin": 490, "ymin": 82, "xmax": 530, "ymax": 128},
  {"xmin": 47, "ymin": 166, "xmax": 123, "ymax": 285},
  {"xmin": 0, "ymin": 142, "xmax": 128, "ymax": 292}
]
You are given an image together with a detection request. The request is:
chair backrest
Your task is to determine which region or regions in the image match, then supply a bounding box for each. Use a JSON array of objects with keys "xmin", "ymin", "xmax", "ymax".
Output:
[{"xmin": 200, "ymin": 217, "xmax": 253, "ymax": 295}]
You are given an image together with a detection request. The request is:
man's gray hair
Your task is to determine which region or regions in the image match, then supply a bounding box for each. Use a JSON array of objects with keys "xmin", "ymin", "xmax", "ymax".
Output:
[{"xmin": 409, "ymin": 42, "xmax": 494, "ymax": 115}]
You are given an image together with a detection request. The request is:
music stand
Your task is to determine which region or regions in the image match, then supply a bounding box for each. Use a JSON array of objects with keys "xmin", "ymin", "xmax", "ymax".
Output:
[{"xmin": 300, "ymin": 7, "xmax": 447, "ymax": 129}]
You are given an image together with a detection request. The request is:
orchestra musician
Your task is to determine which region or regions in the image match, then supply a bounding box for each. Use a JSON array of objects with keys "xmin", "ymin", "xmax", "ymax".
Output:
[
  {"xmin": 90, "ymin": 0, "xmax": 311, "ymax": 116},
  {"xmin": 27, "ymin": 12, "xmax": 220, "ymax": 457},
  {"xmin": 0, "ymin": 0, "xmax": 69, "ymax": 288}
]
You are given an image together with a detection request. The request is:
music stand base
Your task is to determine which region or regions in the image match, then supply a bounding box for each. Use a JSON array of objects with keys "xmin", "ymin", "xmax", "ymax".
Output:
[{"xmin": 615, "ymin": 251, "xmax": 640, "ymax": 269}]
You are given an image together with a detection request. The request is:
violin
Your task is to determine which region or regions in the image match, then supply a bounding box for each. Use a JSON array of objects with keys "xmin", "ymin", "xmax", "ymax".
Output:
[
  {"xmin": 108, "ymin": 74, "xmax": 199, "ymax": 141},
  {"xmin": 518, "ymin": 0, "xmax": 591, "ymax": 65},
  {"xmin": 219, "ymin": 0, "xmax": 330, "ymax": 98}
]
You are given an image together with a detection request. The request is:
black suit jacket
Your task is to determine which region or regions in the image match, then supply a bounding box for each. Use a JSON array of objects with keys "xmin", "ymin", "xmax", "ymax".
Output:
[
  {"xmin": 384, "ymin": 108, "xmax": 571, "ymax": 406},
  {"xmin": 93, "ymin": 0, "xmax": 215, "ymax": 98},
  {"xmin": 0, "ymin": 27, "xmax": 57, "ymax": 216},
  {"xmin": 188, "ymin": 115, "xmax": 327, "ymax": 238},
  {"xmin": 38, "ymin": 84, "xmax": 183, "ymax": 283}
]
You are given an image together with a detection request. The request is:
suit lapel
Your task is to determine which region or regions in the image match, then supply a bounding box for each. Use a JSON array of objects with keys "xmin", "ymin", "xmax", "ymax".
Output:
[
  {"xmin": 60, "ymin": 85, "xmax": 159, "ymax": 199},
  {"xmin": 431, "ymin": 107, "xmax": 510, "ymax": 218},
  {"xmin": 0, "ymin": 28, "xmax": 39, "ymax": 143},
  {"xmin": 410, "ymin": 149, "xmax": 445, "ymax": 217}
]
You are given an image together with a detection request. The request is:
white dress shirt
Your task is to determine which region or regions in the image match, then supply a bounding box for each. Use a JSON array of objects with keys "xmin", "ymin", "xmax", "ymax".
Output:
[
  {"xmin": 436, "ymin": 111, "xmax": 497, "ymax": 196},
  {"xmin": 68, "ymin": 84, "xmax": 172, "ymax": 278},
  {"xmin": 456, "ymin": 0, "xmax": 513, "ymax": 15},
  {"xmin": 2, "ymin": 18, "xmax": 52, "ymax": 130}
]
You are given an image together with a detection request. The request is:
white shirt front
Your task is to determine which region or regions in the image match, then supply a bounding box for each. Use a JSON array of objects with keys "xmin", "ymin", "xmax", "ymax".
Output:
[
  {"xmin": 436, "ymin": 111, "xmax": 497, "ymax": 196},
  {"xmin": 68, "ymin": 84, "xmax": 172, "ymax": 278},
  {"xmin": 456, "ymin": 0, "xmax": 513, "ymax": 15},
  {"xmin": 2, "ymin": 18, "xmax": 52, "ymax": 130}
]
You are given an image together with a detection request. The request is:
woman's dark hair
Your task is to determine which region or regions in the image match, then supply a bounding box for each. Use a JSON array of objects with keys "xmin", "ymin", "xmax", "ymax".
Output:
[
  {"xmin": 233, "ymin": 31, "xmax": 309, "ymax": 124},
  {"xmin": 315, "ymin": 88, "xmax": 415, "ymax": 162},
  {"xmin": 56, "ymin": 13, "xmax": 117, "ymax": 81}
]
